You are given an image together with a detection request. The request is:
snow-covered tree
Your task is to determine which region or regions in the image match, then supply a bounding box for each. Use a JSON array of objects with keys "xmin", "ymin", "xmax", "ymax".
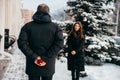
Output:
[
  {"xmin": 66, "ymin": 0, "xmax": 116, "ymax": 35},
  {"xmin": 65, "ymin": 0, "xmax": 120, "ymax": 65}
]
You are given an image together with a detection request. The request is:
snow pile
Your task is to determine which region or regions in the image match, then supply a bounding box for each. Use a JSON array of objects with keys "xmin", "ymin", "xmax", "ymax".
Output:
[
  {"xmin": 0, "ymin": 51, "xmax": 12, "ymax": 79},
  {"xmin": 0, "ymin": 51, "xmax": 12, "ymax": 60},
  {"xmin": 54, "ymin": 59, "xmax": 120, "ymax": 80}
]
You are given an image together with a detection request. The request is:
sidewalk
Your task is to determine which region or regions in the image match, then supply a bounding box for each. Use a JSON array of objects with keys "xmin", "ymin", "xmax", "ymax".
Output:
[
  {"xmin": 2, "ymin": 48, "xmax": 120, "ymax": 80},
  {"xmin": 2, "ymin": 49, "xmax": 28, "ymax": 80}
]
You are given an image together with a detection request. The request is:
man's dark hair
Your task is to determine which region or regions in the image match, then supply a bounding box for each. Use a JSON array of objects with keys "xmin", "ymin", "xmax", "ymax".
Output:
[{"xmin": 37, "ymin": 4, "xmax": 50, "ymax": 13}]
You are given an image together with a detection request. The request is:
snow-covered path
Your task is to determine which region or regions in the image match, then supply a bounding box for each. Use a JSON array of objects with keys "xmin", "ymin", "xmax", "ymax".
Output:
[{"xmin": 2, "ymin": 49, "xmax": 120, "ymax": 80}]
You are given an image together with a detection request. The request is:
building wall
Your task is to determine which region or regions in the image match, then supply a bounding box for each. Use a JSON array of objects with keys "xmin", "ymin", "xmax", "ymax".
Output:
[
  {"xmin": 21, "ymin": 9, "xmax": 34, "ymax": 24},
  {"xmin": 0, "ymin": 0, "xmax": 5, "ymax": 51},
  {"xmin": 0, "ymin": 0, "xmax": 22, "ymax": 51}
]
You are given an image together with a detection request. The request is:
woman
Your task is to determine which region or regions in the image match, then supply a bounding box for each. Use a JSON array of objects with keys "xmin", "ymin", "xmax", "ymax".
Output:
[{"xmin": 67, "ymin": 22, "xmax": 87, "ymax": 80}]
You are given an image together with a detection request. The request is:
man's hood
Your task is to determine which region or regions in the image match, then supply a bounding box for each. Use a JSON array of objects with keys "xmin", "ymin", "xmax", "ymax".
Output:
[{"xmin": 32, "ymin": 10, "xmax": 51, "ymax": 23}]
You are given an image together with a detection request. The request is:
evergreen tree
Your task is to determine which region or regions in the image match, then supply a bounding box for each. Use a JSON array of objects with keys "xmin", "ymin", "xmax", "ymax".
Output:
[
  {"xmin": 66, "ymin": 0, "xmax": 115, "ymax": 36},
  {"xmin": 65, "ymin": 0, "xmax": 119, "ymax": 65}
]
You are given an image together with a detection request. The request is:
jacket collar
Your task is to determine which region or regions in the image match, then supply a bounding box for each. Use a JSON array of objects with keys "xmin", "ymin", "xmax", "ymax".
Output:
[{"xmin": 32, "ymin": 10, "xmax": 51, "ymax": 23}]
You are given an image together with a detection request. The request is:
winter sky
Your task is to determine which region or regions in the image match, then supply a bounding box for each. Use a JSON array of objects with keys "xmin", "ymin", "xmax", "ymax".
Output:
[{"xmin": 22, "ymin": 0, "xmax": 68, "ymax": 13}]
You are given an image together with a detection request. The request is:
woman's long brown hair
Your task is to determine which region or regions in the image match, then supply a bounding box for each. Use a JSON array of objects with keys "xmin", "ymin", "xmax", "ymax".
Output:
[{"xmin": 69, "ymin": 21, "xmax": 84, "ymax": 39}]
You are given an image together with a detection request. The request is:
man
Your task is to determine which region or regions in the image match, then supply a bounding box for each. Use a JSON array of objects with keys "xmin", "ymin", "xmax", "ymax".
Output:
[{"xmin": 18, "ymin": 4, "xmax": 64, "ymax": 80}]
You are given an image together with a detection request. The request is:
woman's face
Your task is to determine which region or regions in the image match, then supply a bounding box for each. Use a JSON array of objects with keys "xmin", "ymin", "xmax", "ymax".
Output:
[{"xmin": 74, "ymin": 24, "xmax": 80, "ymax": 31}]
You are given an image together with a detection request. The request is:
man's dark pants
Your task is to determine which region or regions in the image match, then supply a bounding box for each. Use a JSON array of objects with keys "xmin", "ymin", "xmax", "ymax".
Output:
[{"xmin": 28, "ymin": 75, "xmax": 53, "ymax": 80}]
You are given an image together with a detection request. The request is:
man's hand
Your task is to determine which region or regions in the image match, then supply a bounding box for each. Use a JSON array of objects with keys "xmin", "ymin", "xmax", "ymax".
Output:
[
  {"xmin": 71, "ymin": 50, "xmax": 76, "ymax": 55},
  {"xmin": 34, "ymin": 56, "xmax": 46, "ymax": 66}
]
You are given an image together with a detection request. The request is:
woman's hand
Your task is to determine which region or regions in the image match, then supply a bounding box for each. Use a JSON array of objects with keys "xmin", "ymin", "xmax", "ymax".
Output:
[
  {"xmin": 34, "ymin": 56, "xmax": 46, "ymax": 66},
  {"xmin": 71, "ymin": 50, "xmax": 76, "ymax": 55}
]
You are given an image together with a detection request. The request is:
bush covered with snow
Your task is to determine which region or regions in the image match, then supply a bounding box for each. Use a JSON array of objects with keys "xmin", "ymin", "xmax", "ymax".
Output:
[{"xmin": 84, "ymin": 35, "xmax": 120, "ymax": 65}]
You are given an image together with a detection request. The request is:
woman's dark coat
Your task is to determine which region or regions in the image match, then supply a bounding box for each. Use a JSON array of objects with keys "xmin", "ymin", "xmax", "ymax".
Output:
[
  {"xmin": 17, "ymin": 10, "xmax": 64, "ymax": 76},
  {"xmin": 67, "ymin": 33, "xmax": 85, "ymax": 71}
]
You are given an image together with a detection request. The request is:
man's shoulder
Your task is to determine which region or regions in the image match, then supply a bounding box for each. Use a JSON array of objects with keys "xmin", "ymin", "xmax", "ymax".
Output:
[
  {"xmin": 22, "ymin": 21, "xmax": 34, "ymax": 28},
  {"xmin": 21, "ymin": 21, "xmax": 34, "ymax": 31},
  {"xmin": 50, "ymin": 22, "xmax": 58, "ymax": 27},
  {"xmin": 25, "ymin": 21, "xmax": 34, "ymax": 26},
  {"xmin": 47, "ymin": 22, "xmax": 61, "ymax": 31}
]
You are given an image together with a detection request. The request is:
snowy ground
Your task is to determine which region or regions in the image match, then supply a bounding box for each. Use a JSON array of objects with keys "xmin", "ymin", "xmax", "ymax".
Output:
[{"xmin": 2, "ymin": 48, "xmax": 120, "ymax": 80}]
